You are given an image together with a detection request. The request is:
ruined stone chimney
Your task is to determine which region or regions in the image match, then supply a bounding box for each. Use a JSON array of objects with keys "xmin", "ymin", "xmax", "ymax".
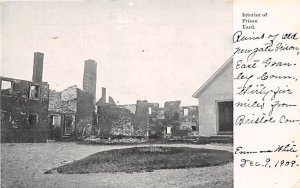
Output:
[
  {"xmin": 109, "ymin": 96, "xmax": 116, "ymax": 105},
  {"xmin": 83, "ymin": 59, "xmax": 97, "ymax": 103},
  {"xmin": 32, "ymin": 52, "xmax": 44, "ymax": 82},
  {"xmin": 101, "ymin": 87, "xmax": 106, "ymax": 103}
]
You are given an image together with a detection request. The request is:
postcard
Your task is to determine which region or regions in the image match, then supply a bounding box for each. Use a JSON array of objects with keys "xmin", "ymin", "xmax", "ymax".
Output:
[{"xmin": 0, "ymin": 0, "xmax": 299, "ymax": 187}]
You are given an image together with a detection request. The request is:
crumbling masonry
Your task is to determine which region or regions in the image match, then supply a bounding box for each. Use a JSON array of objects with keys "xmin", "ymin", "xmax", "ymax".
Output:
[
  {"xmin": 1, "ymin": 52, "xmax": 50, "ymax": 142},
  {"xmin": 48, "ymin": 60, "xmax": 96, "ymax": 140}
]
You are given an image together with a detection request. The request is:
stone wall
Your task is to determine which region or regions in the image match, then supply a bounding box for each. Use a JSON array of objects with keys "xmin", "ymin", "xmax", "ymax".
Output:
[
  {"xmin": 179, "ymin": 106, "xmax": 199, "ymax": 136},
  {"xmin": 118, "ymin": 104, "xmax": 136, "ymax": 114},
  {"xmin": 48, "ymin": 86, "xmax": 77, "ymax": 114},
  {"xmin": 48, "ymin": 114, "xmax": 61, "ymax": 140},
  {"xmin": 97, "ymin": 105, "xmax": 135, "ymax": 137},
  {"xmin": 164, "ymin": 101, "xmax": 181, "ymax": 129},
  {"xmin": 108, "ymin": 96, "xmax": 116, "ymax": 105},
  {"xmin": 134, "ymin": 100, "xmax": 159, "ymax": 137},
  {"xmin": 96, "ymin": 100, "xmax": 198, "ymax": 139},
  {"xmin": 1, "ymin": 76, "xmax": 50, "ymax": 142},
  {"xmin": 48, "ymin": 86, "xmax": 95, "ymax": 140},
  {"xmin": 147, "ymin": 103, "xmax": 162, "ymax": 138},
  {"xmin": 75, "ymin": 89, "xmax": 95, "ymax": 138},
  {"xmin": 48, "ymin": 86, "xmax": 77, "ymax": 140},
  {"xmin": 97, "ymin": 100, "xmax": 161, "ymax": 138}
]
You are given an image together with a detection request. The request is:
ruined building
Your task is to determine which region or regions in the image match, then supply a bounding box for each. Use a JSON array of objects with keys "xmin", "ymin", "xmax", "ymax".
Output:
[
  {"xmin": 1, "ymin": 52, "xmax": 50, "ymax": 142},
  {"xmin": 48, "ymin": 60, "xmax": 96, "ymax": 140},
  {"xmin": 96, "ymin": 87, "xmax": 116, "ymax": 106},
  {"xmin": 95, "ymin": 88, "xmax": 137, "ymax": 137},
  {"xmin": 134, "ymin": 100, "xmax": 159, "ymax": 137},
  {"xmin": 1, "ymin": 53, "xmax": 99, "ymax": 142},
  {"xmin": 178, "ymin": 106, "xmax": 199, "ymax": 136},
  {"xmin": 96, "ymin": 89, "xmax": 160, "ymax": 138},
  {"xmin": 162, "ymin": 101, "xmax": 199, "ymax": 138},
  {"xmin": 96, "ymin": 96, "xmax": 198, "ymax": 139}
]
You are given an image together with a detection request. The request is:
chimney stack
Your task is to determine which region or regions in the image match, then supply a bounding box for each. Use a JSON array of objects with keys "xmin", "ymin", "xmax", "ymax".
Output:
[
  {"xmin": 83, "ymin": 59, "xmax": 97, "ymax": 103},
  {"xmin": 102, "ymin": 87, "xmax": 106, "ymax": 103},
  {"xmin": 32, "ymin": 52, "xmax": 44, "ymax": 82}
]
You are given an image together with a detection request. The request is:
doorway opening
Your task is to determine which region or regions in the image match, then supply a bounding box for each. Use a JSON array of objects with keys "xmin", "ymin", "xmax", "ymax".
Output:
[{"xmin": 217, "ymin": 101, "xmax": 233, "ymax": 135}]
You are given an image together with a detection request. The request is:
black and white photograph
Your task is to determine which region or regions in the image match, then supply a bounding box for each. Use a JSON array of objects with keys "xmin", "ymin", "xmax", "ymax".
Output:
[{"xmin": 0, "ymin": 1, "xmax": 234, "ymax": 187}]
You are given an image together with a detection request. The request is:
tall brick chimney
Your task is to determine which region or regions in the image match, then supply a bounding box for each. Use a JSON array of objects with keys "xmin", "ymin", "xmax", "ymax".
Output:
[
  {"xmin": 102, "ymin": 87, "xmax": 106, "ymax": 103},
  {"xmin": 83, "ymin": 59, "xmax": 97, "ymax": 103},
  {"xmin": 32, "ymin": 52, "xmax": 44, "ymax": 82}
]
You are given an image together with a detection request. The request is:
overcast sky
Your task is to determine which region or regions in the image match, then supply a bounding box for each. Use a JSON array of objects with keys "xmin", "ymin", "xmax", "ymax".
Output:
[{"xmin": 1, "ymin": 0, "xmax": 232, "ymax": 106}]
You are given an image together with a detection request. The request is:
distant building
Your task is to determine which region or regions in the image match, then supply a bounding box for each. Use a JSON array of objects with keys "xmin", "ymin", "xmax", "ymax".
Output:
[
  {"xmin": 95, "ymin": 88, "xmax": 135, "ymax": 137},
  {"xmin": 179, "ymin": 106, "xmax": 199, "ymax": 136},
  {"xmin": 0, "ymin": 52, "xmax": 50, "ymax": 142},
  {"xmin": 192, "ymin": 56, "xmax": 233, "ymax": 136},
  {"xmin": 162, "ymin": 101, "xmax": 199, "ymax": 139},
  {"xmin": 117, "ymin": 100, "xmax": 199, "ymax": 139}
]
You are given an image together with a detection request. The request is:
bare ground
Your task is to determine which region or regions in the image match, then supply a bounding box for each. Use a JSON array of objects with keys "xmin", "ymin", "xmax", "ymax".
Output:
[{"xmin": 1, "ymin": 142, "xmax": 232, "ymax": 188}]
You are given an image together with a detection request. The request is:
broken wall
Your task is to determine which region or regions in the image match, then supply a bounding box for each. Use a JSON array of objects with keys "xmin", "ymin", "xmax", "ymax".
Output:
[
  {"xmin": 48, "ymin": 86, "xmax": 78, "ymax": 140},
  {"xmin": 1, "ymin": 77, "xmax": 50, "ymax": 142},
  {"xmin": 179, "ymin": 106, "xmax": 199, "ymax": 136},
  {"xmin": 97, "ymin": 100, "xmax": 159, "ymax": 138},
  {"xmin": 48, "ymin": 86, "xmax": 95, "ymax": 140},
  {"xmin": 49, "ymin": 114, "xmax": 61, "ymax": 140},
  {"xmin": 97, "ymin": 105, "xmax": 135, "ymax": 137},
  {"xmin": 134, "ymin": 100, "xmax": 151, "ymax": 137},
  {"xmin": 118, "ymin": 104, "xmax": 136, "ymax": 114},
  {"xmin": 147, "ymin": 103, "xmax": 162, "ymax": 138},
  {"xmin": 75, "ymin": 89, "xmax": 95, "ymax": 138},
  {"xmin": 48, "ymin": 86, "xmax": 77, "ymax": 114},
  {"xmin": 164, "ymin": 101, "xmax": 181, "ymax": 129},
  {"xmin": 108, "ymin": 96, "xmax": 116, "ymax": 105}
]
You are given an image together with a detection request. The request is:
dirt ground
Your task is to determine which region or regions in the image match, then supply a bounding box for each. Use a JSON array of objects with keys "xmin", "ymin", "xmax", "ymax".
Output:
[{"xmin": 1, "ymin": 143, "xmax": 232, "ymax": 188}]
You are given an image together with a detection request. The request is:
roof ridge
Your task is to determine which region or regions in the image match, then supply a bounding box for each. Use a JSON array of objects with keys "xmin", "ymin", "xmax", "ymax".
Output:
[{"xmin": 192, "ymin": 56, "xmax": 233, "ymax": 98}]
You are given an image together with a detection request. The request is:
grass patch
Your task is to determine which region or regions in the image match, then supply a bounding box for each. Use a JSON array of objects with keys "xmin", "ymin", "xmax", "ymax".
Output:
[
  {"xmin": 76, "ymin": 136, "xmax": 233, "ymax": 145},
  {"xmin": 50, "ymin": 146, "xmax": 232, "ymax": 174}
]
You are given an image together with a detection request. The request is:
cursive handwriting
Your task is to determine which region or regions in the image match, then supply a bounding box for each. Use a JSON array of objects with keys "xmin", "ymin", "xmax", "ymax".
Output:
[
  {"xmin": 261, "ymin": 57, "xmax": 296, "ymax": 68},
  {"xmin": 235, "ymin": 141, "xmax": 298, "ymax": 155},
  {"xmin": 236, "ymin": 84, "xmax": 293, "ymax": 101},
  {"xmin": 233, "ymin": 30, "xmax": 265, "ymax": 43},
  {"xmin": 235, "ymin": 142, "xmax": 300, "ymax": 168}
]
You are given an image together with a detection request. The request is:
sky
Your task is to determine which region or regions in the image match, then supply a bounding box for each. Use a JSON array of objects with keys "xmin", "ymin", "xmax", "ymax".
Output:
[{"xmin": 1, "ymin": 0, "xmax": 232, "ymax": 106}]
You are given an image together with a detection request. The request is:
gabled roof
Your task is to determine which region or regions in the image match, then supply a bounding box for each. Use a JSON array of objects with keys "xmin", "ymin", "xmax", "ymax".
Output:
[{"xmin": 192, "ymin": 56, "xmax": 233, "ymax": 98}]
